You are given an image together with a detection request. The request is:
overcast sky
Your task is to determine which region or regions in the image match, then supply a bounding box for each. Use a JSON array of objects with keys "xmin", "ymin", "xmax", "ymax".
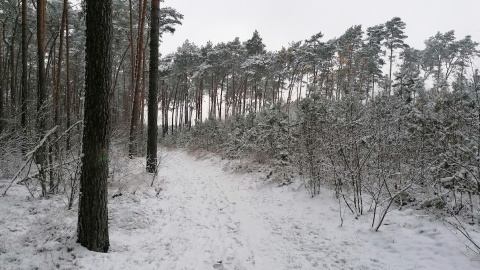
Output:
[{"xmin": 160, "ymin": 0, "xmax": 480, "ymax": 55}]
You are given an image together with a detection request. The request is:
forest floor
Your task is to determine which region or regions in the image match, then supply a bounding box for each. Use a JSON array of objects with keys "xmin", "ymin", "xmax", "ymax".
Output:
[{"xmin": 0, "ymin": 148, "xmax": 480, "ymax": 269}]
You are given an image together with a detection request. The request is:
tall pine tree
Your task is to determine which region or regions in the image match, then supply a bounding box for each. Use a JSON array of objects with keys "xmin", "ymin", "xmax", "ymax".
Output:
[
  {"xmin": 147, "ymin": 0, "xmax": 160, "ymax": 173},
  {"xmin": 77, "ymin": 0, "xmax": 113, "ymax": 253},
  {"xmin": 384, "ymin": 17, "xmax": 407, "ymax": 95}
]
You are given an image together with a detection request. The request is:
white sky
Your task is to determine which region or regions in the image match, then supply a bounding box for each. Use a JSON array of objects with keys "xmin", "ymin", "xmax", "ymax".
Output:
[{"xmin": 160, "ymin": 0, "xmax": 480, "ymax": 55}]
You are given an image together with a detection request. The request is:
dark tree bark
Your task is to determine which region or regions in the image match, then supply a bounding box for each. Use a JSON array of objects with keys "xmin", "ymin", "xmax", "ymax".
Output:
[
  {"xmin": 36, "ymin": 0, "xmax": 48, "ymax": 196},
  {"xmin": 65, "ymin": 3, "xmax": 72, "ymax": 151},
  {"xmin": 126, "ymin": 0, "xmax": 136, "ymax": 126},
  {"xmin": 146, "ymin": 0, "xmax": 160, "ymax": 173},
  {"xmin": 9, "ymin": 16, "xmax": 19, "ymax": 122},
  {"xmin": 77, "ymin": 0, "xmax": 113, "ymax": 253},
  {"xmin": 0, "ymin": 23, "xmax": 4, "ymax": 133},
  {"xmin": 21, "ymin": 0, "xmax": 28, "ymax": 133}
]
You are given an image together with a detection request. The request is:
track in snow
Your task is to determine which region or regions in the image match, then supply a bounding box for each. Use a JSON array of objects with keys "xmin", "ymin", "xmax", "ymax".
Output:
[
  {"xmin": 1, "ymin": 149, "xmax": 479, "ymax": 270},
  {"xmin": 144, "ymin": 150, "xmax": 358, "ymax": 269},
  {"xmin": 128, "ymin": 150, "xmax": 480, "ymax": 270}
]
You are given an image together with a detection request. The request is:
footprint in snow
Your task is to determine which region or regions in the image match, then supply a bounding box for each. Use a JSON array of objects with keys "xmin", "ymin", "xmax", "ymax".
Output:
[{"xmin": 213, "ymin": 260, "xmax": 223, "ymax": 269}]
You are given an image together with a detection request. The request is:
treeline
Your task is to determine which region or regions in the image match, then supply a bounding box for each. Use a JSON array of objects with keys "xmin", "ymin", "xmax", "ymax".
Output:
[
  {"xmin": 162, "ymin": 18, "xmax": 480, "ymax": 233},
  {"xmin": 165, "ymin": 77, "xmax": 480, "ymax": 237},
  {"xmin": 157, "ymin": 18, "xmax": 477, "ymax": 136}
]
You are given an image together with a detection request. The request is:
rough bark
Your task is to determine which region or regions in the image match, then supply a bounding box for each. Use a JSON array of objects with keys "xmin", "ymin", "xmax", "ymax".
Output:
[
  {"xmin": 9, "ymin": 16, "xmax": 19, "ymax": 122},
  {"xmin": 1, "ymin": 21, "xmax": 4, "ymax": 132},
  {"xmin": 36, "ymin": 0, "xmax": 48, "ymax": 196},
  {"xmin": 77, "ymin": 0, "xmax": 112, "ymax": 253},
  {"xmin": 21, "ymin": 0, "xmax": 28, "ymax": 133},
  {"xmin": 146, "ymin": 0, "xmax": 160, "ymax": 173},
  {"xmin": 128, "ymin": 0, "xmax": 148, "ymax": 157}
]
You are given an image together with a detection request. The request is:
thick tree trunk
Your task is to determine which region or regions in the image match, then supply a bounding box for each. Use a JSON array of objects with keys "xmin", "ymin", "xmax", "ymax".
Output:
[
  {"xmin": 77, "ymin": 0, "xmax": 112, "ymax": 253},
  {"xmin": 146, "ymin": 0, "xmax": 160, "ymax": 173}
]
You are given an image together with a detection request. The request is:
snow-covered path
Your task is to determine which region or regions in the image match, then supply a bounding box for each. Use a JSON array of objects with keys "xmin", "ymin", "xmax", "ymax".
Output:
[
  {"xmin": 150, "ymin": 151, "xmax": 357, "ymax": 269},
  {"xmin": 1, "ymin": 149, "xmax": 480, "ymax": 270},
  {"xmin": 105, "ymin": 150, "xmax": 480, "ymax": 270}
]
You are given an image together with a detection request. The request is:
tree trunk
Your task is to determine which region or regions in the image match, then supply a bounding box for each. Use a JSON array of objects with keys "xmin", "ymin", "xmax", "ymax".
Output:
[
  {"xmin": 77, "ymin": 0, "xmax": 113, "ymax": 253},
  {"xmin": 21, "ymin": 0, "xmax": 28, "ymax": 134},
  {"xmin": 128, "ymin": 0, "xmax": 148, "ymax": 157},
  {"xmin": 389, "ymin": 47, "xmax": 393, "ymax": 95},
  {"xmin": 146, "ymin": 0, "xmax": 160, "ymax": 173},
  {"xmin": 127, "ymin": 0, "xmax": 135, "ymax": 127},
  {"xmin": 36, "ymin": 0, "xmax": 48, "ymax": 196},
  {"xmin": 9, "ymin": 17, "xmax": 19, "ymax": 124},
  {"xmin": 218, "ymin": 74, "xmax": 225, "ymax": 120},
  {"xmin": 65, "ymin": 3, "xmax": 72, "ymax": 151},
  {"xmin": 161, "ymin": 81, "xmax": 168, "ymax": 137},
  {"xmin": 0, "ymin": 23, "xmax": 4, "ymax": 133},
  {"xmin": 54, "ymin": 0, "xmax": 68, "ymax": 137},
  {"xmin": 139, "ymin": 40, "xmax": 148, "ymax": 143}
]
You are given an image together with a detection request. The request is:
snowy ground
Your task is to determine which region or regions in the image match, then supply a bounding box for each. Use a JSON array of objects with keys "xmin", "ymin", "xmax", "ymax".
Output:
[{"xmin": 1, "ymin": 149, "xmax": 479, "ymax": 270}]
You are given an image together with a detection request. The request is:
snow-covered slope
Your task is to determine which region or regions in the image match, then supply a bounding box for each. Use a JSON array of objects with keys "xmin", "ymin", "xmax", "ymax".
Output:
[{"xmin": 0, "ymin": 149, "xmax": 479, "ymax": 269}]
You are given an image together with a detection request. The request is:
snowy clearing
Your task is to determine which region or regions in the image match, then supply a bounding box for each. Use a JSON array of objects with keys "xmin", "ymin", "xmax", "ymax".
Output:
[{"xmin": 1, "ymin": 149, "xmax": 480, "ymax": 269}]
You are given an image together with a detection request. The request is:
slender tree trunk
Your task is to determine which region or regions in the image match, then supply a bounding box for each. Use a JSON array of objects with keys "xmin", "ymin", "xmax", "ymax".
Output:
[
  {"xmin": 9, "ymin": 17, "xmax": 19, "ymax": 123},
  {"xmin": 161, "ymin": 82, "xmax": 168, "ymax": 136},
  {"xmin": 171, "ymin": 79, "xmax": 179, "ymax": 134},
  {"xmin": 197, "ymin": 78, "xmax": 203, "ymax": 122},
  {"xmin": 127, "ymin": 0, "xmax": 135, "ymax": 127},
  {"xmin": 219, "ymin": 74, "xmax": 225, "ymax": 120},
  {"xmin": 77, "ymin": 0, "xmax": 112, "ymax": 253},
  {"xmin": 21, "ymin": 0, "xmax": 28, "ymax": 134},
  {"xmin": 232, "ymin": 68, "xmax": 235, "ymax": 115},
  {"xmin": 139, "ymin": 40, "xmax": 148, "ymax": 141},
  {"xmin": 36, "ymin": 0, "xmax": 48, "ymax": 196},
  {"xmin": 0, "ymin": 23, "xmax": 4, "ymax": 133},
  {"xmin": 111, "ymin": 45, "xmax": 130, "ymax": 127},
  {"xmin": 243, "ymin": 76, "xmax": 247, "ymax": 114},
  {"xmin": 389, "ymin": 47, "xmax": 393, "ymax": 95},
  {"xmin": 225, "ymin": 75, "xmax": 229, "ymax": 118},
  {"xmin": 65, "ymin": 4, "xmax": 72, "ymax": 151},
  {"xmin": 184, "ymin": 92, "xmax": 188, "ymax": 126},
  {"xmin": 128, "ymin": 0, "xmax": 148, "ymax": 157},
  {"xmin": 54, "ymin": 0, "xmax": 68, "ymax": 136},
  {"xmin": 253, "ymin": 78, "xmax": 257, "ymax": 112}
]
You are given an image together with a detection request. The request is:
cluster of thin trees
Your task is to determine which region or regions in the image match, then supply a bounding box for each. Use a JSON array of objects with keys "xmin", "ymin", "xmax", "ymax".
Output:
[
  {"xmin": 0, "ymin": 0, "xmax": 182, "ymax": 157},
  {"xmin": 0, "ymin": 0, "xmax": 181, "ymax": 252}
]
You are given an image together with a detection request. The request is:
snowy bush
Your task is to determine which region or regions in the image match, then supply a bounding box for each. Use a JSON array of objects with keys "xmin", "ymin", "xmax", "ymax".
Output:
[{"xmin": 0, "ymin": 131, "xmax": 25, "ymax": 180}]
